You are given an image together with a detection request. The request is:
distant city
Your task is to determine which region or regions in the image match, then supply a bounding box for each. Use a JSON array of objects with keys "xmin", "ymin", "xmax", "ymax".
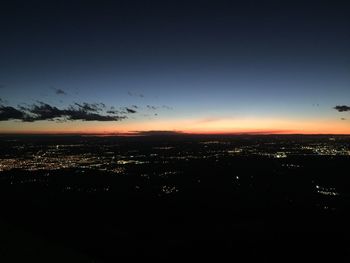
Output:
[
  {"xmin": 2, "ymin": 135, "xmax": 350, "ymax": 172},
  {"xmin": 1, "ymin": 135, "xmax": 349, "ymax": 203}
]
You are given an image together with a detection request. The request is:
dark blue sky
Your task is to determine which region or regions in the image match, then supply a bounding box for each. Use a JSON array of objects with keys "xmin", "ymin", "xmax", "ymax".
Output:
[{"xmin": 1, "ymin": 0, "xmax": 350, "ymax": 133}]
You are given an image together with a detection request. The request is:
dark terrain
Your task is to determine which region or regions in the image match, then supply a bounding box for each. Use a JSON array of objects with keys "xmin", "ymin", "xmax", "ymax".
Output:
[{"xmin": 1, "ymin": 135, "xmax": 350, "ymax": 262}]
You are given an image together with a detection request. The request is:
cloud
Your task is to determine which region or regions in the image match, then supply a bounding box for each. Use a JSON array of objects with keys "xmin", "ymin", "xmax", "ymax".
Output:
[
  {"xmin": 119, "ymin": 107, "xmax": 137, "ymax": 114},
  {"xmin": 106, "ymin": 110, "xmax": 120, "ymax": 114},
  {"xmin": 24, "ymin": 102, "xmax": 65, "ymax": 121},
  {"xmin": 125, "ymin": 107, "xmax": 137, "ymax": 114},
  {"xmin": 162, "ymin": 105, "xmax": 173, "ymax": 110},
  {"xmin": 64, "ymin": 108, "xmax": 126, "ymax": 121},
  {"xmin": 74, "ymin": 102, "xmax": 104, "ymax": 112},
  {"xmin": 334, "ymin": 105, "xmax": 350, "ymax": 112},
  {"xmin": 132, "ymin": 130, "xmax": 185, "ymax": 136},
  {"xmin": 0, "ymin": 98, "xmax": 9, "ymax": 104},
  {"xmin": 128, "ymin": 91, "xmax": 144, "ymax": 98},
  {"xmin": 341, "ymin": 118, "xmax": 346, "ymax": 120},
  {"xmin": 145, "ymin": 105, "xmax": 172, "ymax": 111},
  {"xmin": 1, "ymin": 101, "xmax": 129, "ymax": 122},
  {"xmin": 146, "ymin": 105, "xmax": 158, "ymax": 110},
  {"xmin": 54, "ymin": 88, "xmax": 67, "ymax": 95},
  {"xmin": 0, "ymin": 105, "xmax": 26, "ymax": 121}
]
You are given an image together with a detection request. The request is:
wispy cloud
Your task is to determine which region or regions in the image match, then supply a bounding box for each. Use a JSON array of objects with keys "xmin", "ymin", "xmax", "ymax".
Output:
[
  {"xmin": 146, "ymin": 105, "xmax": 158, "ymax": 110},
  {"xmin": 54, "ymin": 88, "xmax": 67, "ymax": 95},
  {"xmin": 162, "ymin": 105, "xmax": 173, "ymax": 110},
  {"xmin": 125, "ymin": 107, "xmax": 137, "ymax": 114},
  {"xmin": 128, "ymin": 91, "xmax": 144, "ymax": 98},
  {"xmin": 119, "ymin": 107, "xmax": 137, "ymax": 114},
  {"xmin": 74, "ymin": 102, "xmax": 105, "ymax": 112},
  {"xmin": 145, "ymin": 105, "xmax": 173, "ymax": 111}
]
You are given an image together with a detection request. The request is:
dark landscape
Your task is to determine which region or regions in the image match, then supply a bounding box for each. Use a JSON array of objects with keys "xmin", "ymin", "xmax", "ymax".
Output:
[
  {"xmin": 1, "ymin": 0, "xmax": 350, "ymax": 261},
  {"xmin": 1, "ymin": 134, "xmax": 350, "ymax": 261}
]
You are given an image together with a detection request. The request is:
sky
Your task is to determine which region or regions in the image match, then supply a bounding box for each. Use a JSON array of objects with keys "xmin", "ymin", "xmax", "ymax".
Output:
[{"xmin": 0, "ymin": 0, "xmax": 350, "ymax": 134}]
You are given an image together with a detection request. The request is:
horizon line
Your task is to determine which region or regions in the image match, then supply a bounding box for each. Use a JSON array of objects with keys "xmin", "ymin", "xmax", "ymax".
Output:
[{"xmin": 1, "ymin": 131, "xmax": 350, "ymax": 136}]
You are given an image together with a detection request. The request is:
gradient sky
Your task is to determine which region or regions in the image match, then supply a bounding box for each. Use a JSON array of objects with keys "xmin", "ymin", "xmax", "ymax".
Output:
[{"xmin": 1, "ymin": 0, "xmax": 350, "ymax": 134}]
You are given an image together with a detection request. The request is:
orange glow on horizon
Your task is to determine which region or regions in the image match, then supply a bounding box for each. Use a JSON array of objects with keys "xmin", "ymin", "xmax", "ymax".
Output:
[{"xmin": 1, "ymin": 116, "xmax": 350, "ymax": 135}]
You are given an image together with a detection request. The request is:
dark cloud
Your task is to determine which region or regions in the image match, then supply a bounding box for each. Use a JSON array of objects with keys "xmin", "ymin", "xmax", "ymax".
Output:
[
  {"xmin": 25, "ymin": 102, "xmax": 65, "ymax": 121},
  {"xmin": 132, "ymin": 130, "xmax": 184, "ymax": 136},
  {"xmin": 54, "ymin": 88, "xmax": 67, "ymax": 95},
  {"xmin": 118, "ymin": 107, "xmax": 137, "ymax": 114},
  {"xmin": 341, "ymin": 118, "xmax": 346, "ymax": 120},
  {"xmin": 0, "ymin": 105, "xmax": 26, "ymax": 121},
  {"xmin": 125, "ymin": 107, "xmax": 137, "ymax": 114},
  {"xmin": 74, "ymin": 102, "xmax": 103, "ymax": 112},
  {"xmin": 0, "ymin": 101, "xmax": 128, "ymax": 122},
  {"xmin": 334, "ymin": 105, "xmax": 350, "ymax": 112},
  {"xmin": 106, "ymin": 110, "xmax": 121, "ymax": 114},
  {"xmin": 64, "ymin": 109, "xmax": 126, "ymax": 121},
  {"xmin": 0, "ymin": 97, "xmax": 9, "ymax": 105}
]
